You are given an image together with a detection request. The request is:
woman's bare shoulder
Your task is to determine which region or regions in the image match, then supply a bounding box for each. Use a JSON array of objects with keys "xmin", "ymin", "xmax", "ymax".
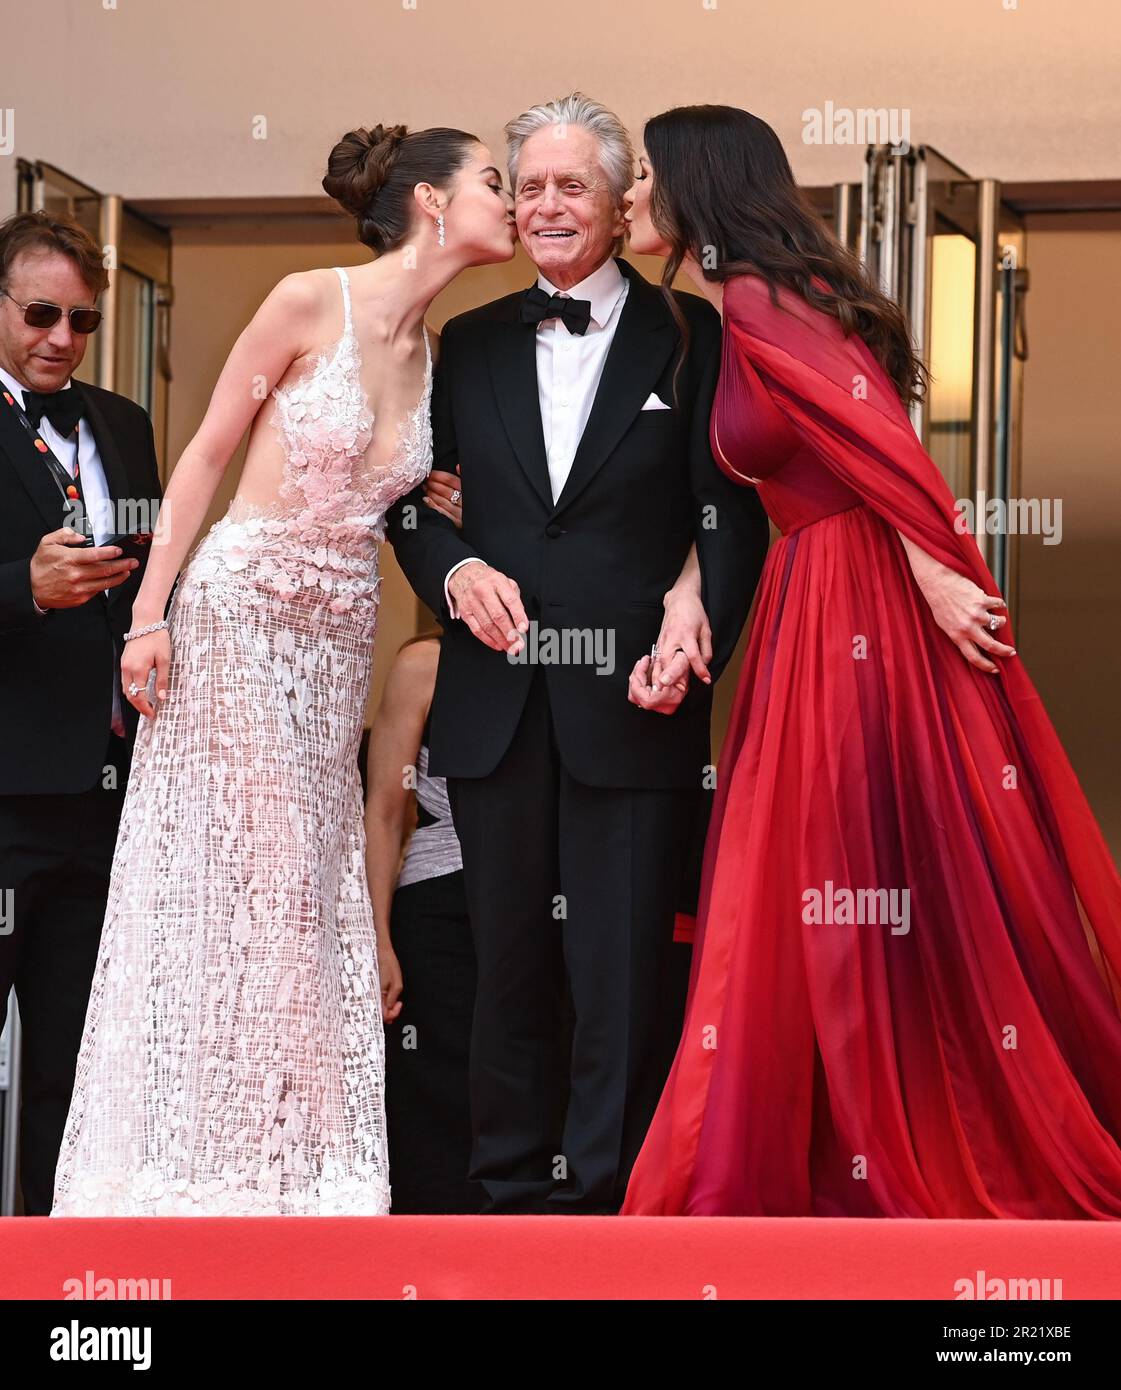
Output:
[{"xmin": 266, "ymin": 266, "xmax": 340, "ymax": 316}]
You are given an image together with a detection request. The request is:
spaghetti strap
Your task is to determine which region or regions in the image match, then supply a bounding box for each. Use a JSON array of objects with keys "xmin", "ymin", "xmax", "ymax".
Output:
[{"xmin": 333, "ymin": 265, "xmax": 353, "ymax": 336}]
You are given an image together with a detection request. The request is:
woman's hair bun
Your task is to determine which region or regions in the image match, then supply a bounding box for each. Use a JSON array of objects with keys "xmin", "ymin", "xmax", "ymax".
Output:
[
  {"xmin": 322, "ymin": 123, "xmax": 409, "ymax": 218},
  {"xmin": 322, "ymin": 121, "xmax": 479, "ymax": 255}
]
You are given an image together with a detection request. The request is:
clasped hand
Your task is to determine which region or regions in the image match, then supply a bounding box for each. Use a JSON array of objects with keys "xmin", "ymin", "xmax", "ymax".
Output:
[{"xmin": 627, "ymin": 586, "xmax": 713, "ymax": 716}]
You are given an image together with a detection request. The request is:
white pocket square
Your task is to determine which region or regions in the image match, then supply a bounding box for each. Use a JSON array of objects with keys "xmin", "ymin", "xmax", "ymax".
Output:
[{"xmin": 640, "ymin": 392, "xmax": 671, "ymax": 410}]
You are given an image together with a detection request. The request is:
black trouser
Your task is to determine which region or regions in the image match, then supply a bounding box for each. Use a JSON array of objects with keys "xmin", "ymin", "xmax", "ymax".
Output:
[
  {"xmin": 385, "ymin": 868, "xmax": 486, "ymax": 1215},
  {"xmin": 446, "ymin": 669, "xmax": 695, "ymax": 1214},
  {"xmin": 0, "ymin": 731, "xmax": 128, "ymax": 1215}
]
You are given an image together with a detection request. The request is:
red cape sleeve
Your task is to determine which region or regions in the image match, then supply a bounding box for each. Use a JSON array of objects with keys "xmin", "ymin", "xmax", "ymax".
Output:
[
  {"xmin": 723, "ymin": 274, "xmax": 991, "ymax": 588},
  {"xmin": 721, "ymin": 273, "xmax": 1121, "ymax": 985}
]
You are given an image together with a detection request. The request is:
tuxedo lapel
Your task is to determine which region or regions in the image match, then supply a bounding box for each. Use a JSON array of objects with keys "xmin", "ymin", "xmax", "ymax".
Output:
[
  {"xmin": 80, "ymin": 389, "xmax": 141, "ymax": 617},
  {"xmin": 486, "ymin": 258, "xmax": 680, "ymax": 515},
  {"xmin": 0, "ymin": 381, "xmax": 133, "ymax": 537},
  {"xmin": 80, "ymin": 385, "xmax": 133, "ymax": 520},
  {"xmin": 0, "ymin": 386, "xmax": 70, "ymax": 532},
  {"xmin": 0, "ymin": 382, "xmax": 140, "ymax": 618},
  {"xmin": 552, "ymin": 259, "xmax": 678, "ymax": 515},
  {"xmin": 486, "ymin": 307, "xmax": 554, "ymax": 511}
]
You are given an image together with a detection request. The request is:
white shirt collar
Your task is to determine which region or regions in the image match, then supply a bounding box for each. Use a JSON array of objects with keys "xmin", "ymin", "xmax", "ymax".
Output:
[
  {"xmin": 0, "ymin": 364, "xmax": 74, "ymax": 407},
  {"xmin": 536, "ymin": 256, "xmax": 626, "ymax": 330}
]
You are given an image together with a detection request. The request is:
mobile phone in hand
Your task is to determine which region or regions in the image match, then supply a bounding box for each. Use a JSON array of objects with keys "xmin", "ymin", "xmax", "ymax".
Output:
[{"xmin": 105, "ymin": 531, "xmax": 155, "ymax": 564}]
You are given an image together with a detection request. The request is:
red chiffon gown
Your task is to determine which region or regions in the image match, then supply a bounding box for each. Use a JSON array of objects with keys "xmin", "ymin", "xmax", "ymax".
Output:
[{"xmin": 622, "ymin": 273, "xmax": 1121, "ymax": 1218}]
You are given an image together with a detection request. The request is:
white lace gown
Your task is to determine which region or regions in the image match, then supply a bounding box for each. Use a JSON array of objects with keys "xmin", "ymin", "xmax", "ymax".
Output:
[{"xmin": 51, "ymin": 266, "xmax": 432, "ymax": 1215}]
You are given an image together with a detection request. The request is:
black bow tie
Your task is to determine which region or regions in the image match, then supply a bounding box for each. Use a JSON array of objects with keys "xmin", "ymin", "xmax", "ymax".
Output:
[
  {"xmin": 519, "ymin": 285, "xmax": 592, "ymax": 336},
  {"xmin": 22, "ymin": 385, "xmax": 84, "ymax": 437}
]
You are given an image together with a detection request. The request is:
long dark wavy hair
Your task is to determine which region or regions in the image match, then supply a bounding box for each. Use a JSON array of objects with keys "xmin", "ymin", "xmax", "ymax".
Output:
[{"xmin": 643, "ymin": 105, "xmax": 928, "ymax": 406}]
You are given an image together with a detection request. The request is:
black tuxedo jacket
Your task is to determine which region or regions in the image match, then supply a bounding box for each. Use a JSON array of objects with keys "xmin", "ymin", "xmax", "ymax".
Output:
[
  {"xmin": 0, "ymin": 380, "xmax": 162, "ymax": 794},
  {"xmin": 387, "ymin": 257, "xmax": 769, "ymax": 790}
]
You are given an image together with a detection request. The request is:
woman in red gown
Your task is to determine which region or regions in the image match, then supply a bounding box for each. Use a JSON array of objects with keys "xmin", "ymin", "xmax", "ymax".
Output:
[{"xmin": 621, "ymin": 105, "xmax": 1121, "ymax": 1218}]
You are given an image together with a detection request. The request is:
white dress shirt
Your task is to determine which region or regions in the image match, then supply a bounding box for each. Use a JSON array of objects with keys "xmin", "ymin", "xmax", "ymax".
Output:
[
  {"xmin": 0, "ymin": 365, "xmax": 126, "ymax": 737},
  {"xmin": 443, "ymin": 257, "xmax": 630, "ymax": 619}
]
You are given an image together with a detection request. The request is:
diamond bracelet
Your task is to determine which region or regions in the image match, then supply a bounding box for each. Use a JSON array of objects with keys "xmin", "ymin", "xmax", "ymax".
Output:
[{"xmin": 123, "ymin": 619, "xmax": 169, "ymax": 642}]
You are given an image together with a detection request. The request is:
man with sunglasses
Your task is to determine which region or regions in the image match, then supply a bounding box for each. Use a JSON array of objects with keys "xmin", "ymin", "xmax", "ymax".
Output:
[{"xmin": 0, "ymin": 210, "xmax": 162, "ymax": 1214}]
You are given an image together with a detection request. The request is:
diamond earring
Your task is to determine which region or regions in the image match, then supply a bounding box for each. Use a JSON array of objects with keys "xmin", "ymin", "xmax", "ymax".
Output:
[{"xmin": 436, "ymin": 213, "xmax": 446, "ymax": 247}]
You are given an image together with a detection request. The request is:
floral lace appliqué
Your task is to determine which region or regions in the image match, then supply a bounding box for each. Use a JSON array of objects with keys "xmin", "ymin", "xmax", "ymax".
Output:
[{"xmin": 51, "ymin": 267, "xmax": 431, "ymax": 1217}]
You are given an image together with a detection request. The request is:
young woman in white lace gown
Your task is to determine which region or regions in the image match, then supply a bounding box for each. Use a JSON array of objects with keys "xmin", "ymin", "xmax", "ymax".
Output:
[{"xmin": 51, "ymin": 124, "xmax": 517, "ymax": 1215}]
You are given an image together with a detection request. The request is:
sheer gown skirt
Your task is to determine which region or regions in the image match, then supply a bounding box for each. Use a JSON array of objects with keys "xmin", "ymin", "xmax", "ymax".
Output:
[
  {"xmin": 623, "ymin": 502, "xmax": 1121, "ymax": 1218},
  {"xmin": 51, "ymin": 515, "xmax": 390, "ymax": 1215}
]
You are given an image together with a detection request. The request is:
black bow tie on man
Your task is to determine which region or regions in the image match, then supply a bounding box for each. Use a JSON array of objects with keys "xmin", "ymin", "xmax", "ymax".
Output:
[
  {"xmin": 519, "ymin": 285, "xmax": 593, "ymax": 336},
  {"xmin": 21, "ymin": 384, "xmax": 85, "ymax": 437}
]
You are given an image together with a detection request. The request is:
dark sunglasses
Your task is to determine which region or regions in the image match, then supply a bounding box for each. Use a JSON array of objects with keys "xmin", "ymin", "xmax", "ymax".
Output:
[{"xmin": 0, "ymin": 288, "xmax": 102, "ymax": 334}]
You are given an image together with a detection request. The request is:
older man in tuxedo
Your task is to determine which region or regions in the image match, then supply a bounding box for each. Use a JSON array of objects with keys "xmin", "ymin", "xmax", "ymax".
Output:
[
  {"xmin": 0, "ymin": 211, "xmax": 161, "ymax": 1213},
  {"xmin": 389, "ymin": 93, "xmax": 769, "ymax": 1214}
]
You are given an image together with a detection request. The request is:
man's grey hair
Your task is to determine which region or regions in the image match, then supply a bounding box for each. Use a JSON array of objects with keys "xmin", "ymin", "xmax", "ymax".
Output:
[{"xmin": 504, "ymin": 91, "xmax": 635, "ymax": 209}]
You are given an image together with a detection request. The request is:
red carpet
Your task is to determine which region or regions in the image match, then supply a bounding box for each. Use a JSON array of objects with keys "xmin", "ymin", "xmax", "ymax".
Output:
[{"xmin": 2, "ymin": 1216, "xmax": 1117, "ymax": 1299}]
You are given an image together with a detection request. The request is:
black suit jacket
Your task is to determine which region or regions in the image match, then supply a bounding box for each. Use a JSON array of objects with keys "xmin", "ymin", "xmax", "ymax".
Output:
[
  {"xmin": 0, "ymin": 379, "xmax": 163, "ymax": 794},
  {"xmin": 387, "ymin": 257, "xmax": 769, "ymax": 790}
]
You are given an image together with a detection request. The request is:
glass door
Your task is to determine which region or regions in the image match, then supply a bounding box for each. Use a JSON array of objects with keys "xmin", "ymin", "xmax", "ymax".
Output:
[
  {"xmin": 835, "ymin": 145, "xmax": 1028, "ymax": 604},
  {"xmin": 993, "ymin": 224, "xmax": 1029, "ymax": 621},
  {"xmin": 910, "ymin": 148, "xmax": 980, "ymax": 509}
]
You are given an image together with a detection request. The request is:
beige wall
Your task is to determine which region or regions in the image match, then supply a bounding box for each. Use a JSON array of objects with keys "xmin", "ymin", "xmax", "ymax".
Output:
[{"xmin": 3, "ymin": 0, "xmax": 1120, "ymax": 227}]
